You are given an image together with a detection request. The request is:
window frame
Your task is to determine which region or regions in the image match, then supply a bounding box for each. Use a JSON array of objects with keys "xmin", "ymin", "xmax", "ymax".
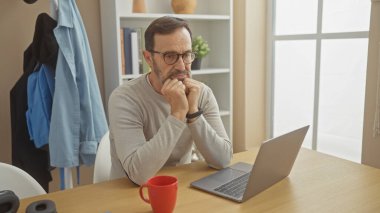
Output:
[{"xmin": 267, "ymin": 0, "xmax": 369, "ymax": 150}]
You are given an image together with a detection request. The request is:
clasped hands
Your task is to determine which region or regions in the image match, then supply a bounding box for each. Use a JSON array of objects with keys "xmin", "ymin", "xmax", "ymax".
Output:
[{"xmin": 161, "ymin": 78, "xmax": 202, "ymax": 121}]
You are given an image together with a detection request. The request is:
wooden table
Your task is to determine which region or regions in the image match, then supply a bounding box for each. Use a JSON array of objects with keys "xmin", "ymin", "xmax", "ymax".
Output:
[{"xmin": 19, "ymin": 148, "xmax": 380, "ymax": 212}]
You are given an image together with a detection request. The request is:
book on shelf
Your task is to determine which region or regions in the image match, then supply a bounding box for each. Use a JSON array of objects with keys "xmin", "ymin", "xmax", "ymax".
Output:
[
  {"xmin": 121, "ymin": 27, "xmax": 148, "ymax": 76},
  {"xmin": 122, "ymin": 27, "xmax": 134, "ymax": 75},
  {"xmin": 130, "ymin": 31, "xmax": 139, "ymax": 76},
  {"xmin": 120, "ymin": 28, "xmax": 126, "ymax": 75},
  {"xmin": 139, "ymin": 28, "xmax": 150, "ymax": 74},
  {"xmin": 131, "ymin": 27, "xmax": 150, "ymax": 75}
]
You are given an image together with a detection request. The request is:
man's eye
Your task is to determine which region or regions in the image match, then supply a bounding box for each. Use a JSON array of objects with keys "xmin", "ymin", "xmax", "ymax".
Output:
[
  {"xmin": 183, "ymin": 53, "xmax": 192, "ymax": 59},
  {"xmin": 165, "ymin": 54, "xmax": 177, "ymax": 60}
]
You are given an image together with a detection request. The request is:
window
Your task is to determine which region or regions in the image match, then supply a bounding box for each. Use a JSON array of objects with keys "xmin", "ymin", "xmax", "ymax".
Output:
[{"xmin": 269, "ymin": 0, "xmax": 371, "ymax": 162}]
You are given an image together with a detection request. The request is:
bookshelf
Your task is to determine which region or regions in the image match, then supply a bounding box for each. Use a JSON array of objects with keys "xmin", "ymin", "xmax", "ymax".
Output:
[{"xmin": 100, "ymin": 0, "xmax": 233, "ymax": 138}]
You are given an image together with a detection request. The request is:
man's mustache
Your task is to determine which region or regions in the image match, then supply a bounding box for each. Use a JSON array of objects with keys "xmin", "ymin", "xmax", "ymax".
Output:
[
  {"xmin": 163, "ymin": 70, "xmax": 191, "ymax": 82},
  {"xmin": 170, "ymin": 70, "xmax": 190, "ymax": 79}
]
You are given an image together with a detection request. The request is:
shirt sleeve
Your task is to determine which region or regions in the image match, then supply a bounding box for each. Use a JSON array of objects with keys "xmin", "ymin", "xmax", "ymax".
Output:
[
  {"xmin": 187, "ymin": 86, "xmax": 233, "ymax": 169},
  {"xmin": 108, "ymin": 89, "xmax": 187, "ymax": 185}
]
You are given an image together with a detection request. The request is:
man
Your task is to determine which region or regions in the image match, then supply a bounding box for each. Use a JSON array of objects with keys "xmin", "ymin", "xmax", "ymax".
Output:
[{"xmin": 108, "ymin": 16, "xmax": 232, "ymax": 185}]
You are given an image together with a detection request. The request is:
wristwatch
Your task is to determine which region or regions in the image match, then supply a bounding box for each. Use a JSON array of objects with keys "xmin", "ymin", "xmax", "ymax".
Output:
[{"xmin": 186, "ymin": 108, "xmax": 203, "ymax": 119}]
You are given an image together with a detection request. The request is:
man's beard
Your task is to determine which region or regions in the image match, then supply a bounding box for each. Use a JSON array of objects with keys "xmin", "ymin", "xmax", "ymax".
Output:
[{"xmin": 152, "ymin": 59, "xmax": 191, "ymax": 85}]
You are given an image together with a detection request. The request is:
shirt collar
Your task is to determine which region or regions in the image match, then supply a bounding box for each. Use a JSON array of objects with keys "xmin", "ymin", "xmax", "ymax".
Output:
[{"xmin": 57, "ymin": 0, "xmax": 74, "ymax": 28}]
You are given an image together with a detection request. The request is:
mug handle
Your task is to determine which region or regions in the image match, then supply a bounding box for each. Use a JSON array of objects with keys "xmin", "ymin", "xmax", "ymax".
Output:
[{"xmin": 139, "ymin": 184, "xmax": 150, "ymax": 204}]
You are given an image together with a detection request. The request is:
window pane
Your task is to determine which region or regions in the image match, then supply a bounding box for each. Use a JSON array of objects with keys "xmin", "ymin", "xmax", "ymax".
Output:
[
  {"xmin": 273, "ymin": 40, "xmax": 316, "ymax": 148},
  {"xmin": 322, "ymin": 0, "xmax": 371, "ymax": 33},
  {"xmin": 275, "ymin": 0, "xmax": 318, "ymax": 35},
  {"xmin": 317, "ymin": 39, "xmax": 368, "ymax": 163}
]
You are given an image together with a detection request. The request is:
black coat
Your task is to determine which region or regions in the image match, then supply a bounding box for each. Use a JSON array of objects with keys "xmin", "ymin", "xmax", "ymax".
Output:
[{"xmin": 9, "ymin": 13, "xmax": 58, "ymax": 192}]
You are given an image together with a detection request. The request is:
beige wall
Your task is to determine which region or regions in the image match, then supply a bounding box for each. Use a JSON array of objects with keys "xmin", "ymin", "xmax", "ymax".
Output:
[
  {"xmin": 233, "ymin": 0, "xmax": 247, "ymax": 152},
  {"xmin": 233, "ymin": 0, "xmax": 267, "ymax": 152},
  {"xmin": 362, "ymin": 2, "xmax": 380, "ymax": 168},
  {"xmin": 0, "ymin": 0, "xmax": 103, "ymax": 192}
]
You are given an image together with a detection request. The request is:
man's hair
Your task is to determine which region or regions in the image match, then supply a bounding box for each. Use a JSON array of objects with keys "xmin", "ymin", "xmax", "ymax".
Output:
[{"xmin": 145, "ymin": 16, "xmax": 192, "ymax": 51}]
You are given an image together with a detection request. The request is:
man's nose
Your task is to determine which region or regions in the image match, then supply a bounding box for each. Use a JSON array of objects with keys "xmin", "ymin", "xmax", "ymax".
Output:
[{"xmin": 174, "ymin": 55, "xmax": 186, "ymax": 70}]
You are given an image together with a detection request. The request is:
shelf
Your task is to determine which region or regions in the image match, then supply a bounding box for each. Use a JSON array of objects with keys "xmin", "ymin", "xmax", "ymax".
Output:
[
  {"xmin": 101, "ymin": 0, "xmax": 233, "ymax": 138},
  {"xmin": 122, "ymin": 68, "xmax": 230, "ymax": 79},
  {"xmin": 122, "ymin": 69, "xmax": 229, "ymax": 80},
  {"xmin": 120, "ymin": 13, "xmax": 230, "ymax": 21},
  {"xmin": 191, "ymin": 68, "xmax": 229, "ymax": 75},
  {"xmin": 219, "ymin": 110, "xmax": 230, "ymax": 117},
  {"xmin": 122, "ymin": 74, "xmax": 142, "ymax": 80}
]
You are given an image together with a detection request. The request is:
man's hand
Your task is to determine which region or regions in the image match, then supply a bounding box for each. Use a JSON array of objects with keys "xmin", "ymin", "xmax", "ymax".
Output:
[
  {"xmin": 161, "ymin": 78, "xmax": 188, "ymax": 121},
  {"xmin": 183, "ymin": 78, "xmax": 202, "ymax": 114}
]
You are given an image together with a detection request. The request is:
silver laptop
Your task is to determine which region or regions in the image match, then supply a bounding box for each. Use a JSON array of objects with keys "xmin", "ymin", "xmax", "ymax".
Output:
[{"xmin": 190, "ymin": 125, "xmax": 309, "ymax": 203}]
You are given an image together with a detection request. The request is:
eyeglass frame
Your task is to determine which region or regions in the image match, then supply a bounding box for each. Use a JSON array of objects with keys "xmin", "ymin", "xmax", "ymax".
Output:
[{"xmin": 148, "ymin": 50, "xmax": 197, "ymax": 65}]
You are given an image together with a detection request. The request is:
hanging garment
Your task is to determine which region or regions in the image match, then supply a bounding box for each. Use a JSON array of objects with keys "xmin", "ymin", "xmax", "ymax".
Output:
[
  {"xmin": 28, "ymin": 13, "xmax": 59, "ymax": 71},
  {"xmin": 26, "ymin": 64, "xmax": 55, "ymax": 148},
  {"xmin": 49, "ymin": 0, "xmax": 108, "ymax": 168},
  {"xmin": 10, "ymin": 68, "xmax": 52, "ymax": 192},
  {"xmin": 10, "ymin": 13, "xmax": 58, "ymax": 192}
]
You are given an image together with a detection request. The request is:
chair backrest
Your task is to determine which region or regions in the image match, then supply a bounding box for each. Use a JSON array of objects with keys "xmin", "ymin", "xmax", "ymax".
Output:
[
  {"xmin": 93, "ymin": 131, "xmax": 111, "ymax": 183},
  {"xmin": 0, "ymin": 163, "xmax": 46, "ymax": 199}
]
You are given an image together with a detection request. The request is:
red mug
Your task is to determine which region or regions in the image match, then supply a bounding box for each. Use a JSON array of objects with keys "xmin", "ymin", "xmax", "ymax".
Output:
[{"xmin": 139, "ymin": 175, "xmax": 178, "ymax": 213}]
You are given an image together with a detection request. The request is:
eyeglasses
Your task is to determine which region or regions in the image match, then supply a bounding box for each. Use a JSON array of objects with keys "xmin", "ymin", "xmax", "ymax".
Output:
[{"xmin": 149, "ymin": 50, "xmax": 196, "ymax": 65}]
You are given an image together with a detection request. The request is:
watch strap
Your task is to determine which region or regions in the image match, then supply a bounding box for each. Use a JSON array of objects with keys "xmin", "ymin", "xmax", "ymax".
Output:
[{"xmin": 186, "ymin": 108, "xmax": 203, "ymax": 119}]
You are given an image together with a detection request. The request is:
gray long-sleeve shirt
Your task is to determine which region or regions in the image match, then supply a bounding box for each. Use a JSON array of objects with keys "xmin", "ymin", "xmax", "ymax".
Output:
[{"xmin": 108, "ymin": 74, "xmax": 232, "ymax": 185}]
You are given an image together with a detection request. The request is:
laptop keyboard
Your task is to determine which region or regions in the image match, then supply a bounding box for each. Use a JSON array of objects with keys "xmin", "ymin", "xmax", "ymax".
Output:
[{"xmin": 214, "ymin": 173, "xmax": 250, "ymax": 198}]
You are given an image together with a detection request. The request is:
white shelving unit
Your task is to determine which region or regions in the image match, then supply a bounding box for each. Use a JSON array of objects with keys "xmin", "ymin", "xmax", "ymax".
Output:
[{"xmin": 100, "ymin": 0, "xmax": 233, "ymax": 137}]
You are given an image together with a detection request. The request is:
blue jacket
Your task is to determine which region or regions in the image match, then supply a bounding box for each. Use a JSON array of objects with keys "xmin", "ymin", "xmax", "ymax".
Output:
[
  {"xmin": 26, "ymin": 64, "xmax": 55, "ymax": 149},
  {"xmin": 49, "ymin": 0, "xmax": 108, "ymax": 167}
]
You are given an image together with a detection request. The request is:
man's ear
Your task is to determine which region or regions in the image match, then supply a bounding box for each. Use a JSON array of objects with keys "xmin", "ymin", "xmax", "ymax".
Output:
[{"xmin": 143, "ymin": 50, "xmax": 153, "ymax": 68}]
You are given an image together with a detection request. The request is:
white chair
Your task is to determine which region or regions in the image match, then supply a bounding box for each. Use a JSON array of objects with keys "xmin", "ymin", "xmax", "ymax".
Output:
[
  {"xmin": 0, "ymin": 163, "xmax": 46, "ymax": 199},
  {"xmin": 93, "ymin": 131, "xmax": 112, "ymax": 183}
]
